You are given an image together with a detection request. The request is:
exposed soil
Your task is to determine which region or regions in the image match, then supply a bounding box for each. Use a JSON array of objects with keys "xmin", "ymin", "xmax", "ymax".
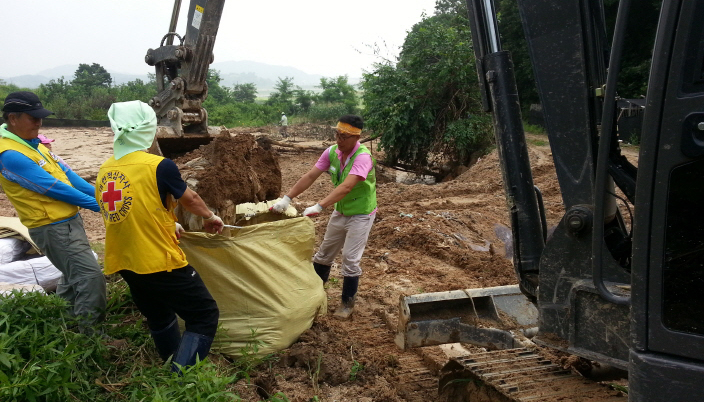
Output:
[
  {"xmin": 173, "ymin": 133, "xmax": 282, "ymax": 210},
  {"xmin": 0, "ymin": 125, "xmax": 638, "ymax": 401}
]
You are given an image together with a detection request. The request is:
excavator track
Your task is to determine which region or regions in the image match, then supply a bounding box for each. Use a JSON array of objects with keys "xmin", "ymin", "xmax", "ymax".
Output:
[{"xmin": 438, "ymin": 348, "xmax": 626, "ymax": 402}]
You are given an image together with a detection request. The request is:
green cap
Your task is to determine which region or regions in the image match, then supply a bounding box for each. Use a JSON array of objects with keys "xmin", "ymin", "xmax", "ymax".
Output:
[{"xmin": 108, "ymin": 101, "xmax": 157, "ymax": 160}]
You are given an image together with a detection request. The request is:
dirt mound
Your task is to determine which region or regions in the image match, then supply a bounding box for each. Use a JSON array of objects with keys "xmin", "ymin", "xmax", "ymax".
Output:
[{"xmin": 174, "ymin": 132, "xmax": 282, "ymax": 211}]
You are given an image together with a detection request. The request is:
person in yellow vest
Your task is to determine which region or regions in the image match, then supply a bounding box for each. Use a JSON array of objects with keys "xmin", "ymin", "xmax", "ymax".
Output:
[
  {"xmin": 96, "ymin": 100, "xmax": 224, "ymax": 372},
  {"xmin": 0, "ymin": 91, "xmax": 106, "ymax": 330},
  {"xmin": 270, "ymin": 115, "xmax": 376, "ymax": 319}
]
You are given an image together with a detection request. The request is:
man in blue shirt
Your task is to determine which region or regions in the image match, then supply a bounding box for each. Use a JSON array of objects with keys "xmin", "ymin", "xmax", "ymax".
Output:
[{"xmin": 0, "ymin": 91, "xmax": 106, "ymax": 330}]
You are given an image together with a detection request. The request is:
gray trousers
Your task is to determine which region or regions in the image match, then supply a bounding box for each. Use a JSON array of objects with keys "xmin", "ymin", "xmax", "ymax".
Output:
[
  {"xmin": 28, "ymin": 214, "xmax": 106, "ymax": 326},
  {"xmin": 313, "ymin": 212, "xmax": 375, "ymax": 277}
]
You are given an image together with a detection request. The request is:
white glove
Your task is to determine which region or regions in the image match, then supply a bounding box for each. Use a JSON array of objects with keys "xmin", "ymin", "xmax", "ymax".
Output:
[
  {"xmin": 270, "ymin": 195, "xmax": 291, "ymax": 214},
  {"xmin": 175, "ymin": 222, "xmax": 185, "ymax": 239},
  {"xmin": 303, "ymin": 204, "xmax": 323, "ymax": 217},
  {"xmin": 203, "ymin": 213, "xmax": 224, "ymax": 234}
]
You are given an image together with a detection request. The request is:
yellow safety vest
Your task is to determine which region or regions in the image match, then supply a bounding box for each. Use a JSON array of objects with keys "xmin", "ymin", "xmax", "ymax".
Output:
[
  {"xmin": 0, "ymin": 136, "xmax": 79, "ymax": 228},
  {"xmin": 96, "ymin": 151, "xmax": 188, "ymax": 275}
]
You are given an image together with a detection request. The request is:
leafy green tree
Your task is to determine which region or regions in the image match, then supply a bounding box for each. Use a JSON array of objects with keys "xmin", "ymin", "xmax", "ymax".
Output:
[
  {"xmin": 38, "ymin": 77, "xmax": 72, "ymax": 104},
  {"xmin": 603, "ymin": 0, "xmax": 660, "ymax": 97},
  {"xmin": 204, "ymin": 69, "xmax": 231, "ymax": 104},
  {"xmin": 266, "ymin": 77, "xmax": 296, "ymax": 112},
  {"xmin": 305, "ymin": 102, "xmax": 351, "ymax": 123},
  {"xmin": 37, "ymin": 77, "xmax": 80, "ymax": 118},
  {"xmin": 316, "ymin": 76, "xmax": 359, "ymax": 114},
  {"xmin": 73, "ymin": 63, "xmax": 112, "ymax": 88},
  {"xmin": 362, "ymin": 0, "xmax": 493, "ymax": 176},
  {"xmin": 85, "ymin": 86, "xmax": 116, "ymax": 119},
  {"xmin": 115, "ymin": 77, "xmax": 158, "ymax": 103},
  {"xmin": 232, "ymin": 83, "xmax": 257, "ymax": 103},
  {"xmin": 294, "ymin": 89, "xmax": 316, "ymax": 113},
  {"xmin": 207, "ymin": 101, "xmax": 279, "ymax": 127},
  {"xmin": 0, "ymin": 80, "xmax": 22, "ymax": 104}
]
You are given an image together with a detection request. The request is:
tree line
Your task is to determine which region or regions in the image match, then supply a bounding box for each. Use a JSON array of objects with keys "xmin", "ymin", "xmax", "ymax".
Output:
[{"xmin": 0, "ymin": 63, "xmax": 360, "ymax": 128}]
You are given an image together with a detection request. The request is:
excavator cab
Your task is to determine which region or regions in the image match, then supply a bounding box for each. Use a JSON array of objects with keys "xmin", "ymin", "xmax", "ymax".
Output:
[
  {"xmin": 397, "ymin": 0, "xmax": 704, "ymax": 400},
  {"xmin": 144, "ymin": 0, "xmax": 226, "ymax": 158},
  {"xmin": 629, "ymin": 0, "xmax": 704, "ymax": 397}
]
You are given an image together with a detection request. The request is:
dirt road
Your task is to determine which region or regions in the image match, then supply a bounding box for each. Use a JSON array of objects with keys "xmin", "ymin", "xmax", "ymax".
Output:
[{"xmin": 0, "ymin": 126, "xmax": 633, "ymax": 401}]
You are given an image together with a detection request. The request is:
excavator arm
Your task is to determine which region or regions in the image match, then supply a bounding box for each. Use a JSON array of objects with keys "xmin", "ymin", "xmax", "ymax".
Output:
[{"xmin": 144, "ymin": 0, "xmax": 226, "ymax": 157}]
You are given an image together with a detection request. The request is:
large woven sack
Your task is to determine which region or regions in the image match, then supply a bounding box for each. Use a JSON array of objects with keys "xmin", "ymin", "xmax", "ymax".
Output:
[{"xmin": 179, "ymin": 216, "xmax": 326, "ymax": 357}]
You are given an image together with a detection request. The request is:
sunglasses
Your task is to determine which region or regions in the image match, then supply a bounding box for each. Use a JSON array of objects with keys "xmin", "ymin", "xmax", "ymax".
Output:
[{"xmin": 335, "ymin": 131, "xmax": 354, "ymax": 141}]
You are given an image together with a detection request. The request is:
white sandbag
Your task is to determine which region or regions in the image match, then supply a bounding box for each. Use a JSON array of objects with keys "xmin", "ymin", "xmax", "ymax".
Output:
[
  {"xmin": 0, "ymin": 237, "xmax": 32, "ymax": 264},
  {"xmin": 0, "ymin": 282, "xmax": 43, "ymax": 296},
  {"xmin": 0, "ymin": 256, "xmax": 63, "ymax": 292}
]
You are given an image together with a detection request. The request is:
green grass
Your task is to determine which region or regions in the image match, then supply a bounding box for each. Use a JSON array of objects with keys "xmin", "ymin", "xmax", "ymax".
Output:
[
  {"xmin": 349, "ymin": 360, "xmax": 364, "ymax": 381},
  {"xmin": 522, "ymin": 121, "xmax": 549, "ymax": 146},
  {"xmin": 523, "ymin": 122, "xmax": 547, "ymax": 135},
  {"xmin": 0, "ymin": 280, "xmax": 287, "ymax": 401},
  {"xmin": 527, "ymin": 137, "xmax": 549, "ymax": 147},
  {"xmin": 90, "ymin": 242, "xmax": 105, "ymax": 265},
  {"xmin": 326, "ymin": 277, "xmax": 340, "ymax": 289}
]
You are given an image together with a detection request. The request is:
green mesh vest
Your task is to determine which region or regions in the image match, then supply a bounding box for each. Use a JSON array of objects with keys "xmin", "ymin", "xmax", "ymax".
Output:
[{"xmin": 328, "ymin": 144, "xmax": 377, "ymax": 215}]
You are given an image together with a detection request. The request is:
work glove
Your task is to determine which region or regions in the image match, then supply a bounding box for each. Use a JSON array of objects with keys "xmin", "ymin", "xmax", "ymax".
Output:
[
  {"xmin": 175, "ymin": 222, "xmax": 185, "ymax": 239},
  {"xmin": 303, "ymin": 204, "xmax": 323, "ymax": 217},
  {"xmin": 203, "ymin": 213, "xmax": 224, "ymax": 234},
  {"xmin": 270, "ymin": 195, "xmax": 291, "ymax": 214}
]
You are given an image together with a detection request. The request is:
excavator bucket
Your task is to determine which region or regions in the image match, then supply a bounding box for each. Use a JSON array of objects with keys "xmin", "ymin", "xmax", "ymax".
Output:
[
  {"xmin": 395, "ymin": 285, "xmax": 538, "ymax": 350},
  {"xmin": 148, "ymin": 126, "xmax": 225, "ymax": 159}
]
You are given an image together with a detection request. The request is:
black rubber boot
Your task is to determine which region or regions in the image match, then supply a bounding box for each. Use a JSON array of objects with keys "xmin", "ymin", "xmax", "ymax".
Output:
[
  {"xmin": 313, "ymin": 262, "xmax": 331, "ymax": 283},
  {"xmin": 171, "ymin": 331, "xmax": 214, "ymax": 373},
  {"xmin": 334, "ymin": 276, "xmax": 359, "ymax": 319},
  {"xmin": 150, "ymin": 318, "xmax": 181, "ymax": 362}
]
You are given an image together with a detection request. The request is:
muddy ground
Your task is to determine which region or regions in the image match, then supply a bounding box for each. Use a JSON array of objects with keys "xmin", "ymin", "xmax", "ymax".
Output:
[{"xmin": 0, "ymin": 125, "xmax": 636, "ymax": 401}]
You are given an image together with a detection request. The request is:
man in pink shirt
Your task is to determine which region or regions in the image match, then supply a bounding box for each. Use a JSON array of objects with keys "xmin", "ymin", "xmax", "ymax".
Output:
[{"xmin": 271, "ymin": 115, "xmax": 377, "ymax": 318}]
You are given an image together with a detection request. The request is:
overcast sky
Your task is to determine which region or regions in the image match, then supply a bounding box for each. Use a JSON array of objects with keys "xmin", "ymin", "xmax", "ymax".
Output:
[{"xmin": 1, "ymin": 0, "xmax": 439, "ymax": 79}]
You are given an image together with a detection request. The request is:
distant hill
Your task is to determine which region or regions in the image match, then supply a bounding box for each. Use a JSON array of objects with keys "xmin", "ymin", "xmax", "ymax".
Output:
[
  {"xmin": 0, "ymin": 60, "xmax": 360, "ymax": 97},
  {"xmin": 0, "ymin": 64, "xmax": 150, "ymax": 89}
]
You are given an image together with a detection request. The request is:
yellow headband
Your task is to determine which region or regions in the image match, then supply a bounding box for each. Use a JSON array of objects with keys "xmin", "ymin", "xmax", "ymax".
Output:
[{"xmin": 336, "ymin": 122, "xmax": 362, "ymax": 136}]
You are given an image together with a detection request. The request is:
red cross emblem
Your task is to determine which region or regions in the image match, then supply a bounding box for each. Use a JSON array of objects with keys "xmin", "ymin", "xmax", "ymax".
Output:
[{"xmin": 101, "ymin": 181, "xmax": 122, "ymax": 212}]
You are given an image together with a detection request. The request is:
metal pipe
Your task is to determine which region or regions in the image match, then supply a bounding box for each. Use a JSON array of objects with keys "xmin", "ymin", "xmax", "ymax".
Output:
[
  {"xmin": 482, "ymin": 0, "xmax": 500, "ymax": 53},
  {"xmin": 166, "ymin": 0, "xmax": 183, "ymax": 46},
  {"xmin": 485, "ymin": 51, "xmax": 544, "ymax": 298},
  {"xmin": 592, "ymin": 0, "xmax": 631, "ymax": 306}
]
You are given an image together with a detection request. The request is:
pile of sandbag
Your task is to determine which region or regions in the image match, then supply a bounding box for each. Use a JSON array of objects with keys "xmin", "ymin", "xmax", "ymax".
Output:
[
  {"xmin": 0, "ymin": 217, "xmax": 63, "ymax": 295},
  {"xmin": 0, "ymin": 244, "xmax": 62, "ymax": 293}
]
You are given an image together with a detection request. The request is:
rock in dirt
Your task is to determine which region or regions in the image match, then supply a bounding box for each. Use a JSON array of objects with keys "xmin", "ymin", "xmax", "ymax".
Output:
[{"xmin": 173, "ymin": 132, "xmax": 282, "ymax": 229}]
